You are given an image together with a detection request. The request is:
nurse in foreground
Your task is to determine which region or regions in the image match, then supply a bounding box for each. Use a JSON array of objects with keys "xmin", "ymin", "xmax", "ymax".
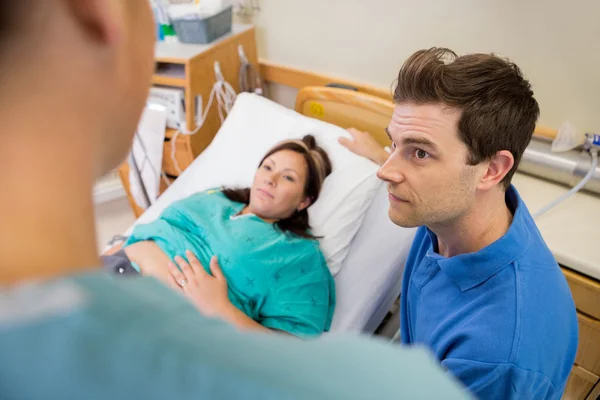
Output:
[
  {"xmin": 340, "ymin": 48, "xmax": 578, "ymax": 399},
  {"xmin": 0, "ymin": 1, "xmax": 468, "ymax": 399}
]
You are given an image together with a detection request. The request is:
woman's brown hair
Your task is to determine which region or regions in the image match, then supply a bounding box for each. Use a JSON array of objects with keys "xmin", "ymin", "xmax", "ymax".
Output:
[{"xmin": 223, "ymin": 135, "xmax": 332, "ymax": 239}]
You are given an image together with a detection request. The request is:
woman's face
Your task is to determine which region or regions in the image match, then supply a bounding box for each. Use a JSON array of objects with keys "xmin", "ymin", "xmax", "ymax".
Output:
[{"xmin": 249, "ymin": 150, "xmax": 312, "ymax": 222}]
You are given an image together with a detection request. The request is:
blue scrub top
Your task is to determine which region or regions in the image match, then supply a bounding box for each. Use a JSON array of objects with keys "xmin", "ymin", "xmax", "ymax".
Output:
[
  {"xmin": 400, "ymin": 185, "xmax": 578, "ymax": 399},
  {"xmin": 0, "ymin": 272, "xmax": 471, "ymax": 400}
]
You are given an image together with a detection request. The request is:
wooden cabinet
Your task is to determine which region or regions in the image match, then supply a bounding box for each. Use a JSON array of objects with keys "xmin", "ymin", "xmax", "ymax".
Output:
[
  {"xmin": 563, "ymin": 365, "xmax": 598, "ymax": 400},
  {"xmin": 562, "ymin": 267, "xmax": 600, "ymax": 400},
  {"xmin": 119, "ymin": 25, "xmax": 258, "ymax": 217},
  {"xmin": 576, "ymin": 314, "xmax": 600, "ymax": 377},
  {"xmin": 564, "ymin": 268, "xmax": 600, "ymax": 321}
]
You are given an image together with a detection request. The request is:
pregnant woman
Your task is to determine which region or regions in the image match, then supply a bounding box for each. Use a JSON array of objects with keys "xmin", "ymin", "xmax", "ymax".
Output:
[{"xmin": 103, "ymin": 135, "xmax": 335, "ymax": 337}]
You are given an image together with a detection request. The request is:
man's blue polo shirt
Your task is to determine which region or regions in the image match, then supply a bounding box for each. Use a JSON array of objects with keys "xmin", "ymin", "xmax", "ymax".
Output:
[{"xmin": 400, "ymin": 185, "xmax": 578, "ymax": 399}]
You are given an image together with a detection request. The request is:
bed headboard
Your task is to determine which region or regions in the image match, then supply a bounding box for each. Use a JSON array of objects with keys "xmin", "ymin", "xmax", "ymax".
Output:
[
  {"xmin": 294, "ymin": 85, "xmax": 558, "ymax": 145},
  {"xmin": 295, "ymin": 86, "xmax": 393, "ymax": 147}
]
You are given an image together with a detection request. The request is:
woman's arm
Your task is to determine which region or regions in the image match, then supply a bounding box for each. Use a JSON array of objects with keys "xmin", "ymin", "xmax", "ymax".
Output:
[
  {"xmin": 103, "ymin": 242, "xmax": 124, "ymax": 255},
  {"xmin": 217, "ymin": 302, "xmax": 272, "ymax": 333},
  {"xmin": 338, "ymin": 128, "xmax": 390, "ymax": 166},
  {"xmin": 167, "ymin": 251, "xmax": 272, "ymax": 333}
]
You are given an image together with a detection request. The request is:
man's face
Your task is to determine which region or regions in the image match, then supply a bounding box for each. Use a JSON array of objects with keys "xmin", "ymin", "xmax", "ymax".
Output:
[
  {"xmin": 97, "ymin": 0, "xmax": 155, "ymax": 176},
  {"xmin": 377, "ymin": 103, "xmax": 482, "ymax": 229}
]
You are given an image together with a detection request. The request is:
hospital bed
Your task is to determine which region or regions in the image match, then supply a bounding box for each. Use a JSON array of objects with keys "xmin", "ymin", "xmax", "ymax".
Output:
[{"xmin": 120, "ymin": 86, "xmax": 416, "ymax": 334}]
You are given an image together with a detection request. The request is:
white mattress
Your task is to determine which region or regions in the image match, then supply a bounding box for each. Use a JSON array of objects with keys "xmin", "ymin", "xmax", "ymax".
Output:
[{"xmin": 330, "ymin": 182, "xmax": 416, "ymax": 333}]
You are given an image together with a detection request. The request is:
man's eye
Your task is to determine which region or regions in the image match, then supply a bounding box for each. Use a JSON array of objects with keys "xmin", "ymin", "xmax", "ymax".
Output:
[
  {"xmin": 392, "ymin": 142, "xmax": 397, "ymax": 149},
  {"xmin": 415, "ymin": 149, "xmax": 429, "ymax": 159}
]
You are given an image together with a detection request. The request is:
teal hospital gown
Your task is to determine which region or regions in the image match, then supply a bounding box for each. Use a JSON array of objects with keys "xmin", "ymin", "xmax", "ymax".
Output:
[{"xmin": 124, "ymin": 189, "xmax": 335, "ymax": 337}]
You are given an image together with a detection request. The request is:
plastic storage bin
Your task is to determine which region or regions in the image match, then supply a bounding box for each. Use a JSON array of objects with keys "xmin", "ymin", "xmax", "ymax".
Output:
[{"xmin": 171, "ymin": 6, "xmax": 233, "ymax": 44}]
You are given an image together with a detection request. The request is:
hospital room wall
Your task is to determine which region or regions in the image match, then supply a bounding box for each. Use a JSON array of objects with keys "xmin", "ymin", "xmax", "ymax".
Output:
[{"xmin": 251, "ymin": 0, "xmax": 600, "ymax": 132}]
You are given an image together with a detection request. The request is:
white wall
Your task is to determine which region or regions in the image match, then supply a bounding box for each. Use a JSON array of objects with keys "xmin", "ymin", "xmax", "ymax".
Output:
[{"xmin": 253, "ymin": 0, "xmax": 600, "ymax": 132}]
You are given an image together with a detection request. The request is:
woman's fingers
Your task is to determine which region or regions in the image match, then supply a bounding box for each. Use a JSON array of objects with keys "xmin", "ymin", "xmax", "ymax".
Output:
[
  {"xmin": 185, "ymin": 250, "xmax": 207, "ymax": 276},
  {"xmin": 167, "ymin": 261, "xmax": 188, "ymax": 288},
  {"xmin": 174, "ymin": 255, "xmax": 195, "ymax": 279},
  {"xmin": 209, "ymin": 256, "xmax": 225, "ymax": 280},
  {"xmin": 166, "ymin": 272, "xmax": 182, "ymax": 292}
]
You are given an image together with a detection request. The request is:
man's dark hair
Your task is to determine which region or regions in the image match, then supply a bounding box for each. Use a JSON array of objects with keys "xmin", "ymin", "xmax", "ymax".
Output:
[{"xmin": 394, "ymin": 47, "xmax": 540, "ymax": 189}]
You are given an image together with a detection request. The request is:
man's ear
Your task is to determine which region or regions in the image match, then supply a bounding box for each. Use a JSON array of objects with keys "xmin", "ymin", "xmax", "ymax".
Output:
[
  {"xmin": 477, "ymin": 150, "xmax": 514, "ymax": 191},
  {"xmin": 67, "ymin": 0, "xmax": 121, "ymax": 44},
  {"xmin": 297, "ymin": 196, "xmax": 312, "ymax": 212}
]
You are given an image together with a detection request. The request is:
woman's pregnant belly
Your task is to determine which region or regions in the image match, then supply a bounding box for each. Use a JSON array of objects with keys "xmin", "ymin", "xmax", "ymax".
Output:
[
  {"xmin": 124, "ymin": 240, "xmax": 257, "ymax": 318},
  {"xmin": 124, "ymin": 241, "xmax": 172, "ymax": 283}
]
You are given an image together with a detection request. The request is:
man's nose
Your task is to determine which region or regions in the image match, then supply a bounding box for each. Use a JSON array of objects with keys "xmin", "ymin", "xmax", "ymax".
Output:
[{"xmin": 377, "ymin": 154, "xmax": 405, "ymax": 184}]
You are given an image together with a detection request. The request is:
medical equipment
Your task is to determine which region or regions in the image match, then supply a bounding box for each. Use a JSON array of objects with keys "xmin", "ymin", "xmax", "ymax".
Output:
[
  {"xmin": 148, "ymin": 86, "xmax": 204, "ymax": 130},
  {"xmin": 519, "ymin": 139, "xmax": 600, "ymax": 196},
  {"xmin": 552, "ymin": 121, "xmax": 585, "ymax": 153},
  {"xmin": 169, "ymin": 61, "xmax": 236, "ymax": 174},
  {"xmin": 238, "ymin": 45, "xmax": 264, "ymax": 95},
  {"xmin": 148, "ymin": 87, "xmax": 185, "ymax": 129},
  {"xmin": 532, "ymin": 133, "xmax": 600, "ymax": 218}
]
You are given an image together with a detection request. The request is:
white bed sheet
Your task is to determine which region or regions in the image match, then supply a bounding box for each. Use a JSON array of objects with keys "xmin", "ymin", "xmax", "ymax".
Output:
[{"xmin": 330, "ymin": 182, "xmax": 416, "ymax": 333}]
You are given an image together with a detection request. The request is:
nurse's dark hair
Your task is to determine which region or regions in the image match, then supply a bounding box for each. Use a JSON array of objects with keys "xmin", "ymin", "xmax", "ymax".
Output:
[
  {"xmin": 223, "ymin": 135, "xmax": 332, "ymax": 239},
  {"xmin": 394, "ymin": 47, "xmax": 540, "ymax": 189},
  {"xmin": 0, "ymin": 2, "xmax": 29, "ymax": 59}
]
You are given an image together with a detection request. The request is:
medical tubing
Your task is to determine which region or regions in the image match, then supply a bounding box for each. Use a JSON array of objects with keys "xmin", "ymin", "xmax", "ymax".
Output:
[
  {"xmin": 170, "ymin": 78, "xmax": 236, "ymax": 175},
  {"xmin": 532, "ymin": 149, "xmax": 598, "ymax": 218},
  {"xmin": 239, "ymin": 61, "xmax": 261, "ymax": 94}
]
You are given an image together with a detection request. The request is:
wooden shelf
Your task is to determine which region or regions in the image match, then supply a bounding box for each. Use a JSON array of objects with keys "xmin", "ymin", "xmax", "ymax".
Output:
[
  {"xmin": 154, "ymin": 25, "xmax": 254, "ymax": 64},
  {"xmin": 153, "ymin": 62, "xmax": 186, "ymax": 88},
  {"xmin": 152, "ymin": 62, "xmax": 187, "ymax": 88},
  {"xmin": 152, "ymin": 74, "xmax": 186, "ymax": 88}
]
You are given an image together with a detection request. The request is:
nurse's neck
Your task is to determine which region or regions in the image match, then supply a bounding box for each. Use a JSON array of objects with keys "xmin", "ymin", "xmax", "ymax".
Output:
[
  {"xmin": 0, "ymin": 99, "xmax": 100, "ymax": 285},
  {"xmin": 430, "ymin": 188, "xmax": 513, "ymax": 258}
]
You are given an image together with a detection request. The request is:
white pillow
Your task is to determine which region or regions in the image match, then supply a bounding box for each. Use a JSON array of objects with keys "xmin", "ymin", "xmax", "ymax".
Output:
[{"xmin": 133, "ymin": 93, "xmax": 380, "ymax": 275}]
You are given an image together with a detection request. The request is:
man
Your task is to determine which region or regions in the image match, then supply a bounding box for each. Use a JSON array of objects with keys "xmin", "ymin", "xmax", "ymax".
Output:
[
  {"xmin": 340, "ymin": 48, "xmax": 578, "ymax": 399},
  {"xmin": 0, "ymin": 2, "xmax": 469, "ymax": 399}
]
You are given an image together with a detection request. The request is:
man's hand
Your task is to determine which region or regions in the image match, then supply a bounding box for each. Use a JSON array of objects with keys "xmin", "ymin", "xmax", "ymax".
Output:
[
  {"xmin": 167, "ymin": 251, "xmax": 232, "ymax": 317},
  {"xmin": 338, "ymin": 128, "xmax": 390, "ymax": 166}
]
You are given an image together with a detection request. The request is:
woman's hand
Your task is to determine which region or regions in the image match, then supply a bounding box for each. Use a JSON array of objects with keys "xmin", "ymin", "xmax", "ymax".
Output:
[
  {"xmin": 167, "ymin": 250, "xmax": 232, "ymax": 317},
  {"xmin": 338, "ymin": 128, "xmax": 390, "ymax": 166}
]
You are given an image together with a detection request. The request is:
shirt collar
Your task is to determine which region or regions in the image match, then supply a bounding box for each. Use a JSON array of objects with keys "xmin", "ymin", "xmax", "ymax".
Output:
[{"xmin": 427, "ymin": 185, "xmax": 530, "ymax": 291}]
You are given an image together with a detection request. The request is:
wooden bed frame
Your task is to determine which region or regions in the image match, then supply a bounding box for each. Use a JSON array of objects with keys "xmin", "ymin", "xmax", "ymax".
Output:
[{"xmin": 295, "ymin": 86, "xmax": 393, "ymax": 147}]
